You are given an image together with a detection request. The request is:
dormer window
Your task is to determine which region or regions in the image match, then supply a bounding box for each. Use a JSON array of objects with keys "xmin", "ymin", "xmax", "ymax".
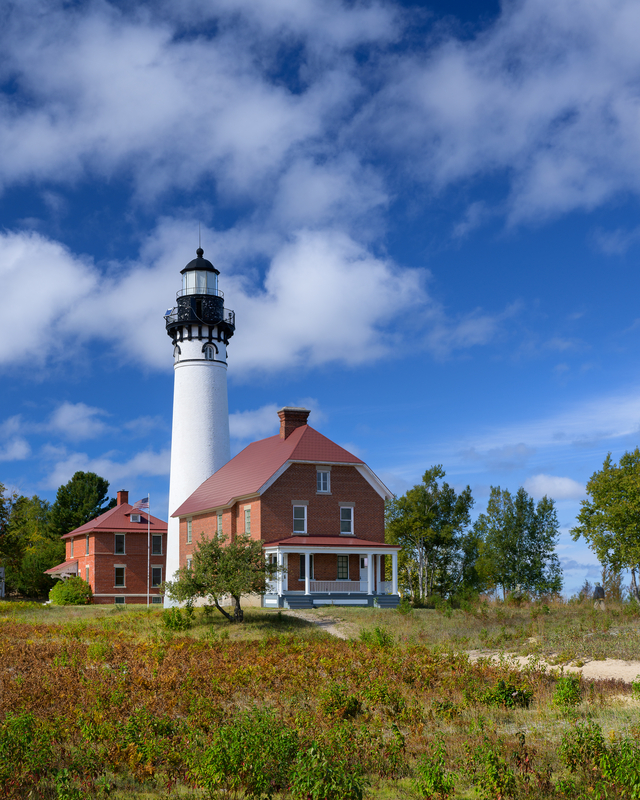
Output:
[{"xmin": 131, "ymin": 513, "xmax": 141, "ymax": 523}]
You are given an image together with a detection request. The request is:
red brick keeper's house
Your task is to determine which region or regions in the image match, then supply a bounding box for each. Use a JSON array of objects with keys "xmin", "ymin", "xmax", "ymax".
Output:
[
  {"xmin": 46, "ymin": 491, "xmax": 167, "ymax": 605},
  {"xmin": 174, "ymin": 407, "xmax": 401, "ymax": 609}
]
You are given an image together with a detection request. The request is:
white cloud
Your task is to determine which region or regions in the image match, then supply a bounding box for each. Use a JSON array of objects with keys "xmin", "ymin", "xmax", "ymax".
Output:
[
  {"xmin": 42, "ymin": 448, "xmax": 171, "ymax": 490},
  {"xmin": 48, "ymin": 402, "xmax": 110, "ymax": 441},
  {"xmin": 230, "ymin": 404, "xmax": 280, "ymax": 440},
  {"xmin": 524, "ymin": 473, "xmax": 586, "ymax": 500},
  {"xmin": 0, "ymin": 438, "xmax": 31, "ymax": 462}
]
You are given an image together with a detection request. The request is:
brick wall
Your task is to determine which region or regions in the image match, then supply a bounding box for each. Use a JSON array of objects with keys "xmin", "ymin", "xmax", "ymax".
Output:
[{"xmin": 260, "ymin": 463, "xmax": 385, "ymax": 542}]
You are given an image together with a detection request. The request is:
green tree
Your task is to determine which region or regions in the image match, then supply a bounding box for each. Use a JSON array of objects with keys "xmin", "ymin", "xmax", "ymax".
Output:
[
  {"xmin": 165, "ymin": 533, "xmax": 278, "ymax": 622},
  {"xmin": 4, "ymin": 495, "xmax": 63, "ymax": 597},
  {"xmin": 571, "ymin": 449, "xmax": 640, "ymax": 603},
  {"xmin": 385, "ymin": 466, "xmax": 474, "ymax": 602},
  {"xmin": 475, "ymin": 486, "xmax": 562, "ymax": 598},
  {"xmin": 49, "ymin": 472, "xmax": 115, "ymax": 537}
]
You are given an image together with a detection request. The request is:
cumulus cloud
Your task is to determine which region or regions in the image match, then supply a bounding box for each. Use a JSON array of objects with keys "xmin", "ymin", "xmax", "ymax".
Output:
[
  {"xmin": 48, "ymin": 402, "xmax": 110, "ymax": 441},
  {"xmin": 524, "ymin": 473, "xmax": 586, "ymax": 500},
  {"xmin": 0, "ymin": 438, "xmax": 31, "ymax": 462},
  {"xmin": 42, "ymin": 448, "xmax": 171, "ymax": 490},
  {"xmin": 230, "ymin": 404, "xmax": 280, "ymax": 440}
]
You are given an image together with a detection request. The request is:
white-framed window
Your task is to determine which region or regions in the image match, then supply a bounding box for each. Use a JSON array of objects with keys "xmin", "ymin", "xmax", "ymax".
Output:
[
  {"xmin": 152, "ymin": 534, "xmax": 163, "ymax": 555},
  {"xmin": 316, "ymin": 470, "xmax": 330, "ymax": 493},
  {"xmin": 203, "ymin": 344, "xmax": 216, "ymax": 360},
  {"xmin": 115, "ymin": 534, "xmax": 125, "ymax": 555},
  {"xmin": 340, "ymin": 506, "xmax": 354, "ymax": 535},
  {"xmin": 244, "ymin": 507, "xmax": 251, "ymax": 534},
  {"xmin": 299, "ymin": 554, "xmax": 314, "ymax": 581},
  {"xmin": 293, "ymin": 505, "xmax": 307, "ymax": 534},
  {"xmin": 131, "ymin": 513, "xmax": 141, "ymax": 523},
  {"xmin": 337, "ymin": 555, "xmax": 349, "ymax": 580},
  {"xmin": 187, "ymin": 519, "xmax": 192, "ymax": 544},
  {"xmin": 217, "ymin": 512, "xmax": 223, "ymax": 534},
  {"xmin": 114, "ymin": 566, "xmax": 125, "ymax": 587},
  {"xmin": 151, "ymin": 567, "xmax": 162, "ymax": 588},
  {"xmin": 85, "ymin": 535, "xmax": 90, "ymax": 555},
  {"xmin": 114, "ymin": 596, "xmax": 125, "ymax": 605},
  {"xmin": 151, "ymin": 596, "xmax": 163, "ymax": 605},
  {"xmin": 187, "ymin": 557, "xmax": 192, "ymax": 570},
  {"xmin": 70, "ymin": 538, "xmax": 74, "ymax": 558},
  {"xmin": 85, "ymin": 565, "xmax": 90, "ymax": 583}
]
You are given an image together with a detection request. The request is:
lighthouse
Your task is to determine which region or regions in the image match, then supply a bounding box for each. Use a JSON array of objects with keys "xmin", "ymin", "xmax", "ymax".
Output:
[{"xmin": 163, "ymin": 248, "xmax": 235, "ymax": 600}]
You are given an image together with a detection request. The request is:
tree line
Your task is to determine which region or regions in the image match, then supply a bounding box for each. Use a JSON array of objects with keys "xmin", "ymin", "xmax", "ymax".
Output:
[
  {"xmin": 0, "ymin": 472, "xmax": 114, "ymax": 597},
  {"xmin": 385, "ymin": 466, "xmax": 563, "ymax": 604}
]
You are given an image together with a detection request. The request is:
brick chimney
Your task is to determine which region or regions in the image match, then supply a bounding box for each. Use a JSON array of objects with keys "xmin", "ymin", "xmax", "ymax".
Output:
[
  {"xmin": 278, "ymin": 407, "xmax": 310, "ymax": 440},
  {"xmin": 117, "ymin": 490, "xmax": 129, "ymax": 506}
]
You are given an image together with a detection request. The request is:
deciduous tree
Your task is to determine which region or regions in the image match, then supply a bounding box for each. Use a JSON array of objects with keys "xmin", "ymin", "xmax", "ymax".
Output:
[
  {"xmin": 475, "ymin": 486, "xmax": 562, "ymax": 598},
  {"xmin": 385, "ymin": 466, "xmax": 474, "ymax": 602},
  {"xmin": 165, "ymin": 533, "xmax": 278, "ymax": 622},
  {"xmin": 571, "ymin": 448, "xmax": 640, "ymax": 603}
]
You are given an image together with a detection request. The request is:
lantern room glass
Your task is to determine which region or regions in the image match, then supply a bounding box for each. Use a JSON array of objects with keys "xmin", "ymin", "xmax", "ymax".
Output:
[{"xmin": 182, "ymin": 270, "xmax": 217, "ymax": 295}]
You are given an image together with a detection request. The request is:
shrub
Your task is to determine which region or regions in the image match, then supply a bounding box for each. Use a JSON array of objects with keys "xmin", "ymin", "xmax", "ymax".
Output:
[
  {"xmin": 413, "ymin": 740, "xmax": 456, "ymax": 799},
  {"xmin": 48, "ymin": 577, "xmax": 92, "ymax": 606},
  {"xmin": 359, "ymin": 625, "xmax": 394, "ymax": 648},
  {"xmin": 290, "ymin": 744, "xmax": 368, "ymax": 800},
  {"xmin": 553, "ymin": 674, "xmax": 581, "ymax": 707},
  {"xmin": 481, "ymin": 679, "xmax": 533, "ymax": 709},
  {"xmin": 319, "ymin": 684, "xmax": 361, "ymax": 720},
  {"xmin": 397, "ymin": 597, "xmax": 413, "ymax": 615},
  {"xmin": 161, "ymin": 607, "xmax": 193, "ymax": 631},
  {"xmin": 471, "ymin": 741, "xmax": 517, "ymax": 800},
  {"xmin": 631, "ymin": 675, "xmax": 640, "ymax": 699}
]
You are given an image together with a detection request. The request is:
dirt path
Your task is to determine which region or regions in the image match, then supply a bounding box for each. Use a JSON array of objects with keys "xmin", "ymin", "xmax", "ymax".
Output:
[
  {"xmin": 466, "ymin": 650, "xmax": 640, "ymax": 683},
  {"xmin": 281, "ymin": 609, "xmax": 349, "ymax": 639}
]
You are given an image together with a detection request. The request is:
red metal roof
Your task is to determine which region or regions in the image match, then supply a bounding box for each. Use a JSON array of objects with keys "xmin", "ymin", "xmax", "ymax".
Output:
[
  {"xmin": 173, "ymin": 425, "xmax": 364, "ymax": 518},
  {"xmin": 62, "ymin": 504, "xmax": 167, "ymax": 538},
  {"xmin": 45, "ymin": 559, "xmax": 78, "ymax": 575},
  {"xmin": 262, "ymin": 536, "xmax": 401, "ymax": 549}
]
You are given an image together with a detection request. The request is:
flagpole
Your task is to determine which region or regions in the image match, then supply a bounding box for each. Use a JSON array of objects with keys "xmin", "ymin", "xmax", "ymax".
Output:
[{"xmin": 147, "ymin": 493, "xmax": 150, "ymax": 608}]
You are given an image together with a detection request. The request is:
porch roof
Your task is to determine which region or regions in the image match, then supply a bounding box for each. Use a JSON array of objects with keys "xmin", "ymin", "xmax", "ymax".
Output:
[
  {"xmin": 263, "ymin": 536, "xmax": 400, "ymax": 550},
  {"xmin": 45, "ymin": 559, "xmax": 78, "ymax": 576}
]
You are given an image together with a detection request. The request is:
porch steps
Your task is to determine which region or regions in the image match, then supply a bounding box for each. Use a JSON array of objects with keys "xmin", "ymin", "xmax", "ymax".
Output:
[
  {"xmin": 284, "ymin": 596, "xmax": 315, "ymax": 610},
  {"xmin": 374, "ymin": 595, "xmax": 401, "ymax": 609}
]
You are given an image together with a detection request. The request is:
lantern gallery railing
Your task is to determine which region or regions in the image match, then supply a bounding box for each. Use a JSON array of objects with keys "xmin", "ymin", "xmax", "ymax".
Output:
[
  {"xmin": 164, "ymin": 308, "xmax": 236, "ymax": 327},
  {"xmin": 176, "ymin": 287, "xmax": 224, "ymax": 298}
]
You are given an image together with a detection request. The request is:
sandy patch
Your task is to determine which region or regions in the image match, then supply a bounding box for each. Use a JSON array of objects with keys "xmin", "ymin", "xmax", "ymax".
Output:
[
  {"xmin": 467, "ymin": 650, "xmax": 640, "ymax": 683},
  {"xmin": 281, "ymin": 609, "xmax": 349, "ymax": 639}
]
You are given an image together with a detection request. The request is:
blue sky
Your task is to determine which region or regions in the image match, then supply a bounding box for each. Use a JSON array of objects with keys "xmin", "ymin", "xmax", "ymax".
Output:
[{"xmin": 2, "ymin": 0, "xmax": 640, "ymax": 596}]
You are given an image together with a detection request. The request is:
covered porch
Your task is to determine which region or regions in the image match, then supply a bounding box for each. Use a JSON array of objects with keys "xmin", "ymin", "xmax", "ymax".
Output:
[{"xmin": 263, "ymin": 536, "xmax": 401, "ymax": 609}]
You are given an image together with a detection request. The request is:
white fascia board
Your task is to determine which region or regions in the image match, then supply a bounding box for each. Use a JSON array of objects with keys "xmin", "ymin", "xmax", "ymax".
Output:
[
  {"xmin": 257, "ymin": 460, "xmax": 293, "ymax": 495},
  {"xmin": 354, "ymin": 465, "xmax": 393, "ymax": 501},
  {"xmin": 263, "ymin": 543, "xmax": 401, "ymax": 554}
]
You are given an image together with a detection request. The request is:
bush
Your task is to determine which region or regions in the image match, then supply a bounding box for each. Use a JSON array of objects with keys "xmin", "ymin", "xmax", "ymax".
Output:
[
  {"xmin": 481, "ymin": 679, "xmax": 533, "ymax": 709},
  {"xmin": 290, "ymin": 744, "xmax": 368, "ymax": 800},
  {"xmin": 413, "ymin": 740, "xmax": 456, "ymax": 799},
  {"xmin": 48, "ymin": 577, "xmax": 92, "ymax": 606},
  {"xmin": 161, "ymin": 607, "xmax": 193, "ymax": 631},
  {"xmin": 553, "ymin": 674, "xmax": 581, "ymax": 707},
  {"xmin": 359, "ymin": 625, "xmax": 394, "ymax": 648}
]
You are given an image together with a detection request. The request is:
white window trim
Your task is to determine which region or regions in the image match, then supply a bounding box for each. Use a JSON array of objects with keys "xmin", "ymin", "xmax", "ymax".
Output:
[
  {"xmin": 114, "ymin": 533, "xmax": 126, "ymax": 555},
  {"xmin": 187, "ymin": 518, "xmax": 192, "ymax": 544},
  {"xmin": 130, "ymin": 513, "xmax": 141, "ymax": 523},
  {"xmin": 339, "ymin": 504, "xmax": 354, "ymax": 536},
  {"xmin": 152, "ymin": 534, "xmax": 163, "ymax": 556},
  {"xmin": 316, "ymin": 467, "xmax": 331, "ymax": 494},
  {"xmin": 293, "ymin": 504, "xmax": 307, "ymax": 535},
  {"xmin": 151, "ymin": 566, "xmax": 163, "ymax": 588},
  {"xmin": 70, "ymin": 538, "xmax": 74, "ymax": 558},
  {"xmin": 151, "ymin": 596, "xmax": 163, "ymax": 605},
  {"xmin": 114, "ymin": 565, "xmax": 126, "ymax": 588},
  {"xmin": 114, "ymin": 596, "xmax": 126, "ymax": 605},
  {"xmin": 216, "ymin": 512, "xmax": 223, "ymax": 534},
  {"xmin": 85, "ymin": 535, "xmax": 89, "ymax": 555},
  {"xmin": 244, "ymin": 506, "xmax": 251, "ymax": 534}
]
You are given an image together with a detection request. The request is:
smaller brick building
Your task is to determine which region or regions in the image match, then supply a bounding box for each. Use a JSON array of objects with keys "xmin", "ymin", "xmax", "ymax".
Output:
[
  {"xmin": 46, "ymin": 491, "xmax": 167, "ymax": 605},
  {"xmin": 173, "ymin": 408, "xmax": 401, "ymax": 609}
]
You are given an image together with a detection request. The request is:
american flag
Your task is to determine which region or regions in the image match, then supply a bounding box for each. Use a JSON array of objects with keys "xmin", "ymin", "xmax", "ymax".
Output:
[{"xmin": 131, "ymin": 496, "xmax": 149, "ymax": 511}]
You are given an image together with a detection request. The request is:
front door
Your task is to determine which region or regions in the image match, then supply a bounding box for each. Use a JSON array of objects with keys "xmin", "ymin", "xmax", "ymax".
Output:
[{"xmin": 359, "ymin": 556, "xmax": 368, "ymax": 591}]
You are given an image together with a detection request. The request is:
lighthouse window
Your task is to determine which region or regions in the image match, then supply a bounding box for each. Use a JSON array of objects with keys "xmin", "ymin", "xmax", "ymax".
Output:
[{"xmin": 204, "ymin": 345, "xmax": 215, "ymax": 360}]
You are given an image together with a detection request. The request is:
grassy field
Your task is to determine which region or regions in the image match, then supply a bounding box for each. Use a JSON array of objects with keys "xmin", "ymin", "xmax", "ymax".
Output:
[{"xmin": 1, "ymin": 598, "xmax": 640, "ymax": 799}]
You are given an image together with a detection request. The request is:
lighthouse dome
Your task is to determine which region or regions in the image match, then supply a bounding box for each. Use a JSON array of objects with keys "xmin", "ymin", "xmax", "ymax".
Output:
[{"xmin": 180, "ymin": 247, "xmax": 220, "ymax": 275}]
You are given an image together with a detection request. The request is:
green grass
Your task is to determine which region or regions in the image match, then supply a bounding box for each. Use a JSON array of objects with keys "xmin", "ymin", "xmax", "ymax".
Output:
[{"xmin": 2, "ymin": 598, "xmax": 640, "ymax": 799}]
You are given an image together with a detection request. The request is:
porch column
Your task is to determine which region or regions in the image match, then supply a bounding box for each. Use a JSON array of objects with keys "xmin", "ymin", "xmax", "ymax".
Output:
[
  {"xmin": 367, "ymin": 554, "xmax": 373, "ymax": 596},
  {"xmin": 377, "ymin": 554, "xmax": 382, "ymax": 593},
  {"xmin": 304, "ymin": 552, "xmax": 311, "ymax": 596},
  {"xmin": 277, "ymin": 551, "xmax": 283, "ymax": 597},
  {"xmin": 392, "ymin": 551, "xmax": 398, "ymax": 595}
]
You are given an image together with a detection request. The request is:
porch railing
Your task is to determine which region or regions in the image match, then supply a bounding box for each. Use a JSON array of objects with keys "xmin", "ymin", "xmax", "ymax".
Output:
[{"xmin": 309, "ymin": 580, "xmax": 361, "ymax": 592}]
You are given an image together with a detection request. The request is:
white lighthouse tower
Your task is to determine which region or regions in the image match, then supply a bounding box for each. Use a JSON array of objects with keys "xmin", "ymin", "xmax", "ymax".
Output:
[{"xmin": 164, "ymin": 248, "xmax": 235, "ymax": 600}]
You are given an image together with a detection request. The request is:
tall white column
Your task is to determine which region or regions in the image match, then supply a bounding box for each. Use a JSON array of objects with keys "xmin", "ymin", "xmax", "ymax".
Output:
[
  {"xmin": 277, "ymin": 551, "xmax": 283, "ymax": 597},
  {"xmin": 377, "ymin": 554, "xmax": 382, "ymax": 592},
  {"xmin": 304, "ymin": 552, "xmax": 311, "ymax": 595},
  {"xmin": 367, "ymin": 555, "xmax": 373, "ymax": 595},
  {"xmin": 392, "ymin": 552, "xmax": 398, "ymax": 595}
]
